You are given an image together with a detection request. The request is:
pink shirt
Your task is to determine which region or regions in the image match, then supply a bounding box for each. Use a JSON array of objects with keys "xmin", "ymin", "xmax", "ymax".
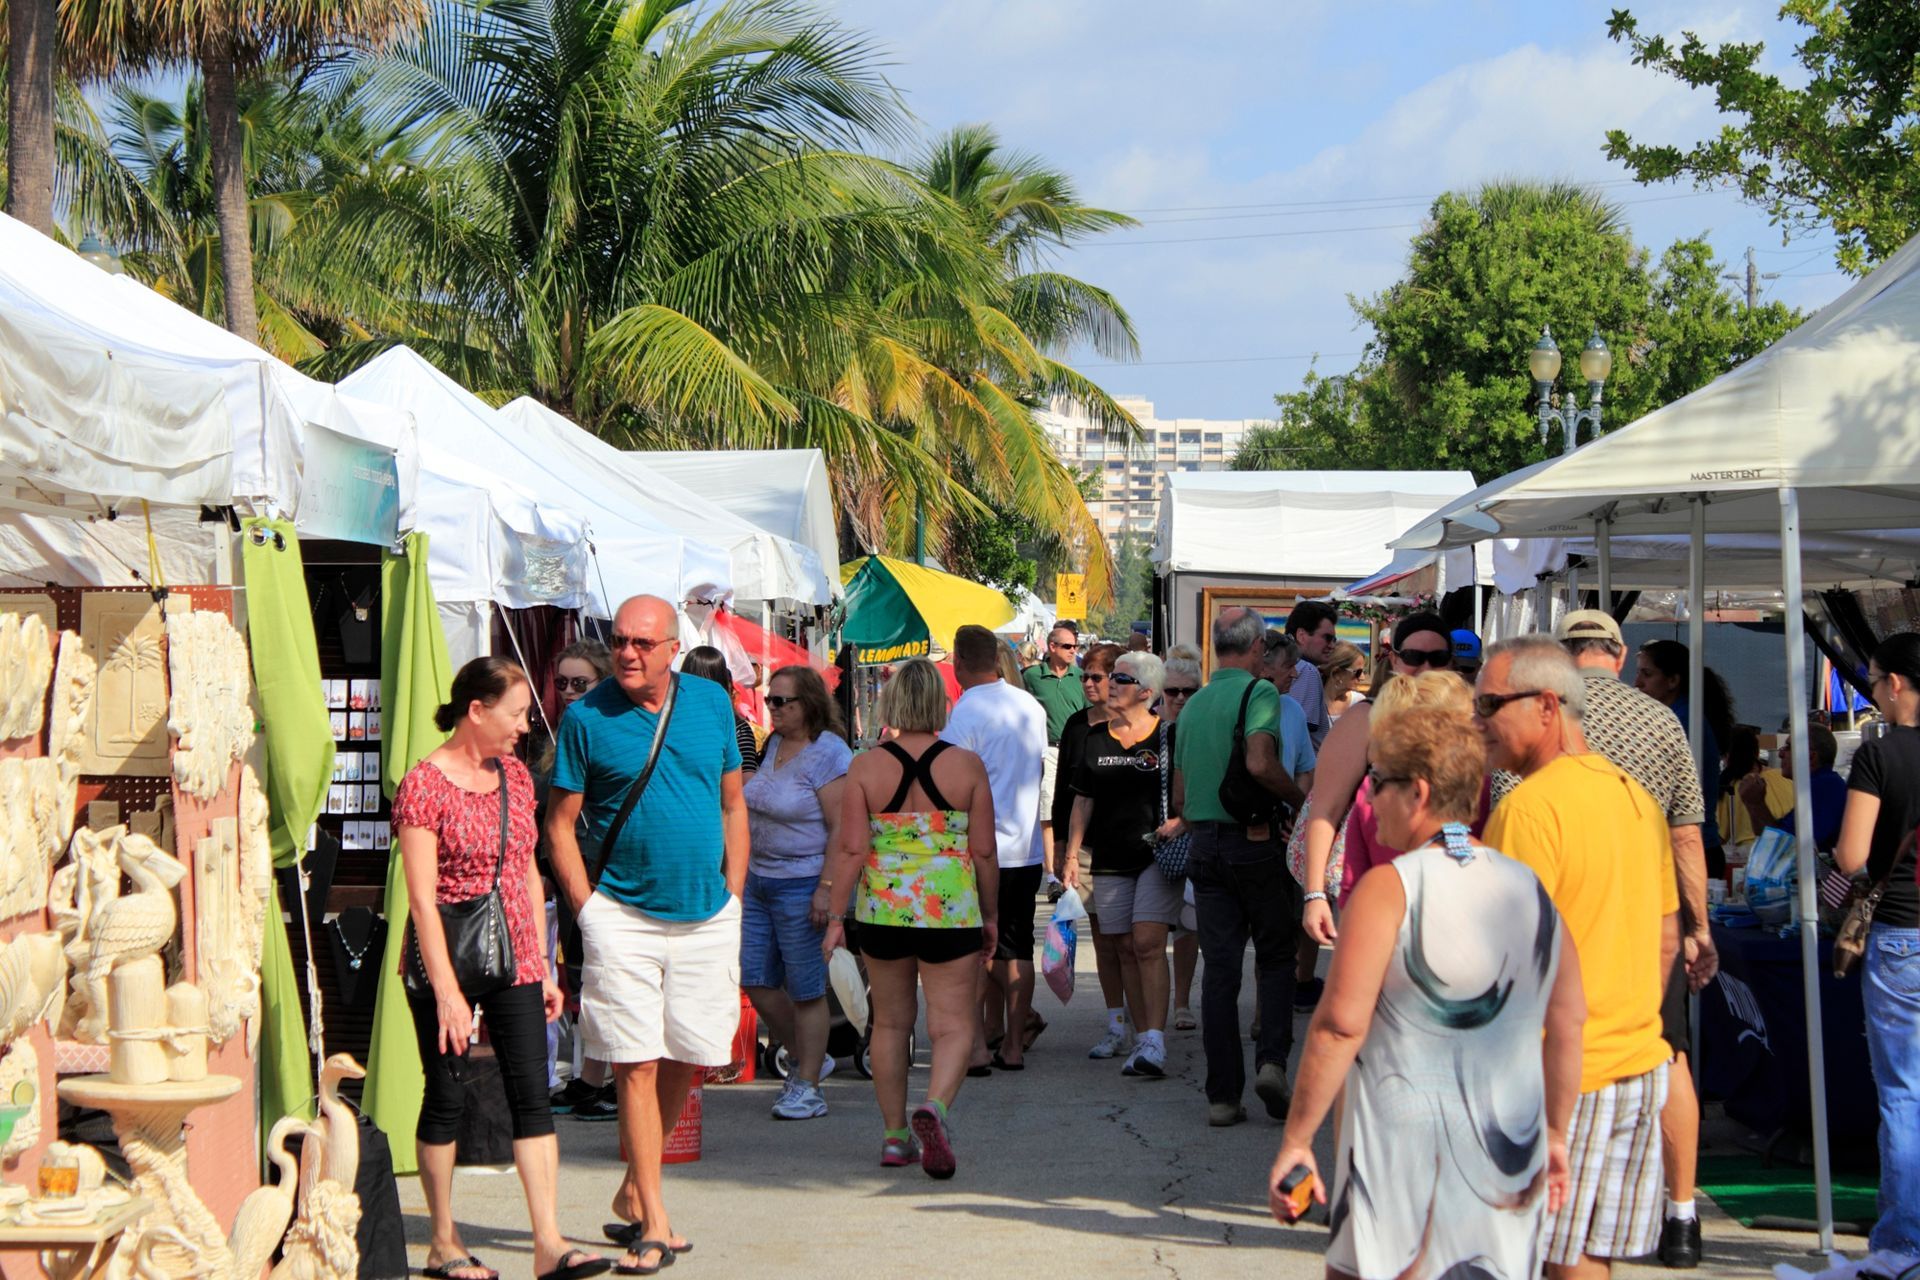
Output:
[{"xmin": 1340, "ymin": 775, "xmax": 1494, "ymax": 897}]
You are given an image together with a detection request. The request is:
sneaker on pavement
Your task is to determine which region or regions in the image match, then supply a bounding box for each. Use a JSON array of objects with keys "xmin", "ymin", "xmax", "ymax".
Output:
[
  {"xmin": 771, "ymin": 1079, "xmax": 829, "ymax": 1121},
  {"xmin": 1293, "ymin": 977, "xmax": 1325, "ymax": 1010},
  {"xmin": 573, "ymin": 1086, "xmax": 620, "ymax": 1122},
  {"xmin": 1207, "ymin": 1102, "xmax": 1247, "ymax": 1127},
  {"xmin": 1088, "ymin": 1026, "xmax": 1130, "ymax": 1059},
  {"xmin": 1657, "ymin": 1216, "xmax": 1702, "ymax": 1268},
  {"xmin": 1121, "ymin": 1041, "xmax": 1166, "ymax": 1078},
  {"xmin": 880, "ymin": 1135, "xmax": 921, "ymax": 1167},
  {"xmin": 819, "ymin": 1054, "xmax": 837, "ymax": 1082},
  {"xmin": 1254, "ymin": 1061, "xmax": 1292, "ymax": 1120},
  {"xmin": 550, "ymin": 1078, "xmax": 598, "ymax": 1114},
  {"xmin": 910, "ymin": 1103, "xmax": 956, "ymax": 1180}
]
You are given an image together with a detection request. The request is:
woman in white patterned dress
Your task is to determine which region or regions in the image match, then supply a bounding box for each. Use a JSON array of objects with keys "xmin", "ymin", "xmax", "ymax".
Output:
[{"xmin": 1269, "ymin": 672, "xmax": 1587, "ymax": 1280}]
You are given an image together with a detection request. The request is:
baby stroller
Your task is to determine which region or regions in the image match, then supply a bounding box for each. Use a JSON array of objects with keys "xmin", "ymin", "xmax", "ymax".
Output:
[{"xmin": 758, "ymin": 926, "xmax": 915, "ymax": 1081}]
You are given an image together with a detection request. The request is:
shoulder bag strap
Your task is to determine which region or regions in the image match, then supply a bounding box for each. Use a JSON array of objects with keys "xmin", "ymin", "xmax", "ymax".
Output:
[
  {"xmin": 590, "ymin": 674, "xmax": 680, "ymax": 882},
  {"xmin": 1159, "ymin": 721, "xmax": 1172, "ymax": 826},
  {"xmin": 1232, "ymin": 679, "xmax": 1257, "ymax": 748},
  {"xmin": 490, "ymin": 757, "xmax": 510, "ymax": 893}
]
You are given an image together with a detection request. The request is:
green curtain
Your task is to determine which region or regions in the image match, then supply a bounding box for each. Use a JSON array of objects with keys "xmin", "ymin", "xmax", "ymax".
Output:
[
  {"xmin": 239, "ymin": 517, "xmax": 335, "ymax": 1148},
  {"xmin": 363, "ymin": 531, "xmax": 454, "ymax": 1174}
]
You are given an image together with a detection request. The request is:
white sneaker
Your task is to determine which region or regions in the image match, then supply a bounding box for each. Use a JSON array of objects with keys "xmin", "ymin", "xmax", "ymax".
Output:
[
  {"xmin": 770, "ymin": 1078, "xmax": 828, "ymax": 1120},
  {"xmin": 1088, "ymin": 1025, "xmax": 1131, "ymax": 1059},
  {"xmin": 819, "ymin": 1054, "xmax": 837, "ymax": 1082},
  {"xmin": 1121, "ymin": 1039, "xmax": 1166, "ymax": 1077}
]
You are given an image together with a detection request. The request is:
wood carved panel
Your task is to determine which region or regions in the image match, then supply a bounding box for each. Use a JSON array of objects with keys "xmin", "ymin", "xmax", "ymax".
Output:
[
  {"xmin": 0, "ymin": 609, "xmax": 54, "ymax": 742},
  {"xmin": 77, "ymin": 594, "xmax": 170, "ymax": 776},
  {"xmin": 165, "ymin": 608, "xmax": 255, "ymax": 801}
]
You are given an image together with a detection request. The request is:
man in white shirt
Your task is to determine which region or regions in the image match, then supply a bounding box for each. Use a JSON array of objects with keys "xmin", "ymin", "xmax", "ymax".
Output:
[{"xmin": 942, "ymin": 624, "xmax": 1048, "ymax": 1069}]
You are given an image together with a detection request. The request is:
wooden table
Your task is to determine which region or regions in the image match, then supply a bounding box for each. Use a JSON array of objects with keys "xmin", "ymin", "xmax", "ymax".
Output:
[{"xmin": 0, "ymin": 1195, "xmax": 151, "ymax": 1280}]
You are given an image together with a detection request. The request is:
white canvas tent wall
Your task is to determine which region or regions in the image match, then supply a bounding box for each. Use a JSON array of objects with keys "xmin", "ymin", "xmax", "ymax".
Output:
[
  {"xmin": 1389, "ymin": 230, "xmax": 1920, "ymax": 1250},
  {"xmin": 343, "ymin": 349, "xmax": 735, "ymax": 618},
  {"xmin": 1152, "ymin": 470, "xmax": 1477, "ymax": 647},
  {"xmin": 637, "ymin": 449, "xmax": 841, "ymax": 594},
  {"xmin": 499, "ymin": 399, "xmax": 829, "ymax": 606}
]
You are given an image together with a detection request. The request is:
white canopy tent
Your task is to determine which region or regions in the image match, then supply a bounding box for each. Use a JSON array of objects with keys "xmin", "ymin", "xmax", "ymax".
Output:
[
  {"xmin": 637, "ymin": 448, "xmax": 841, "ymax": 593},
  {"xmin": 1152, "ymin": 470, "xmax": 1479, "ymax": 646},
  {"xmin": 1390, "ymin": 230, "xmax": 1920, "ymax": 1250},
  {"xmin": 498, "ymin": 399, "xmax": 830, "ymax": 606}
]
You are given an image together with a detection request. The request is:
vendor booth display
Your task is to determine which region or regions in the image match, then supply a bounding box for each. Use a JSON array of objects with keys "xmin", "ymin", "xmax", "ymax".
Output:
[{"xmin": 838, "ymin": 556, "xmax": 1015, "ymax": 662}]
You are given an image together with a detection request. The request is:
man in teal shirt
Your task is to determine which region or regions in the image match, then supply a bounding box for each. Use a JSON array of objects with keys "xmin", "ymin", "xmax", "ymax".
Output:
[
  {"xmin": 1023, "ymin": 623, "xmax": 1086, "ymax": 880},
  {"xmin": 1172, "ymin": 606, "xmax": 1312, "ymax": 1129}
]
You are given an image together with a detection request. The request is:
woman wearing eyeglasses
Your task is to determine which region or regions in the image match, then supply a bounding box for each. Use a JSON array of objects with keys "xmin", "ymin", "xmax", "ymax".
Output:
[
  {"xmin": 741, "ymin": 666, "xmax": 852, "ymax": 1121},
  {"xmin": 1161, "ymin": 646, "xmax": 1204, "ymax": 1031},
  {"xmin": 541, "ymin": 640, "xmax": 618, "ymax": 1121},
  {"xmin": 1295, "ymin": 613, "xmax": 1457, "ymax": 961},
  {"xmin": 1052, "ymin": 642, "xmax": 1133, "ymax": 1060},
  {"xmin": 1317, "ymin": 642, "xmax": 1368, "ymax": 723},
  {"xmin": 1268, "ymin": 672, "xmax": 1582, "ymax": 1280},
  {"xmin": 1062, "ymin": 650, "xmax": 1182, "ymax": 1077}
]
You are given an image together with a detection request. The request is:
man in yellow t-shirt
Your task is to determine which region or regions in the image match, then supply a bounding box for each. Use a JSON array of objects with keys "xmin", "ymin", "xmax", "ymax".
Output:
[{"xmin": 1478, "ymin": 636, "xmax": 1681, "ymax": 1280}]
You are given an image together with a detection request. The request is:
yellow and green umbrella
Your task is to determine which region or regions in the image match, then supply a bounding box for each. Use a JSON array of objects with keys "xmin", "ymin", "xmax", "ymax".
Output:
[{"xmin": 839, "ymin": 556, "xmax": 1015, "ymax": 662}]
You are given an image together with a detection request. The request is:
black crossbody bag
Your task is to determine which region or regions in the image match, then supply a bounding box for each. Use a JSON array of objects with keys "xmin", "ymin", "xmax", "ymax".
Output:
[
  {"xmin": 1218, "ymin": 680, "xmax": 1277, "ymax": 827},
  {"xmin": 405, "ymin": 758, "xmax": 517, "ymax": 999},
  {"xmin": 583, "ymin": 674, "xmax": 679, "ymax": 889}
]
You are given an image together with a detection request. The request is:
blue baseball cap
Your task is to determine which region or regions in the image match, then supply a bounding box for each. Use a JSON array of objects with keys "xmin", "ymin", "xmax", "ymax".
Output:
[{"xmin": 1451, "ymin": 629, "xmax": 1483, "ymax": 662}]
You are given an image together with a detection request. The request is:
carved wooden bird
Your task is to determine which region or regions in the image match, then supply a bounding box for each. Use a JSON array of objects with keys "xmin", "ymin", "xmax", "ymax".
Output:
[{"xmin": 78, "ymin": 834, "xmax": 187, "ymax": 1043}]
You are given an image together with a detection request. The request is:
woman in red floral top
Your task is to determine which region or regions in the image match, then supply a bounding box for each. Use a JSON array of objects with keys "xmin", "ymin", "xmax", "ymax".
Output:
[{"xmin": 394, "ymin": 656, "xmax": 609, "ymax": 1280}]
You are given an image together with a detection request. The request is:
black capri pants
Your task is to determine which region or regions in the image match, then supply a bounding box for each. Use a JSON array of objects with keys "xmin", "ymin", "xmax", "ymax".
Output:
[{"xmin": 408, "ymin": 980, "xmax": 555, "ymax": 1144}]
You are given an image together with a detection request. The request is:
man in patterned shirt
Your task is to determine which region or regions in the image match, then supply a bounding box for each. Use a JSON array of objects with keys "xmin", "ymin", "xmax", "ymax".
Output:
[{"xmin": 1557, "ymin": 609, "xmax": 1718, "ymax": 1270}]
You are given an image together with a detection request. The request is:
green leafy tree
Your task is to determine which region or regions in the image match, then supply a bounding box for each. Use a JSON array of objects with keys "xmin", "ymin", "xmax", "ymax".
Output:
[
  {"xmin": 1086, "ymin": 530, "xmax": 1154, "ymax": 641},
  {"xmin": 1245, "ymin": 181, "xmax": 1802, "ymax": 482},
  {"xmin": 1604, "ymin": 2, "xmax": 1920, "ymax": 275}
]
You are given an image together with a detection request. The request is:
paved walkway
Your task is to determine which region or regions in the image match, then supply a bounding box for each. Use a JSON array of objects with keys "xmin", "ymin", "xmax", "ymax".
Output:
[{"xmin": 398, "ymin": 943, "xmax": 1851, "ymax": 1279}]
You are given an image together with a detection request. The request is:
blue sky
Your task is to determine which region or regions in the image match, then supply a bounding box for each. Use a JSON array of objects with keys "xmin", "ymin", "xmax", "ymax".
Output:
[{"xmin": 828, "ymin": 0, "xmax": 1852, "ymax": 421}]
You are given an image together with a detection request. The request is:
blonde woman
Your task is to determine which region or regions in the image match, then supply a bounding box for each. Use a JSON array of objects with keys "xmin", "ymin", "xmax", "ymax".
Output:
[{"xmin": 1318, "ymin": 642, "xmax": 1368, "ymax": 722}]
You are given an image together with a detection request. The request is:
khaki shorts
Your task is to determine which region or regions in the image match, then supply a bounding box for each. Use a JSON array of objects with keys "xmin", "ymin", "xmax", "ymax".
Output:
[
  {"xmin": 578, "ymin": 892, "xmax": 742, "ymax": 1066},
  {"xmin": 1038, "ymin": 745, "xmax": 1060, "ymax": 821},
  {"xmin": 1092, "ymin": 865, "xmax": 1185, "ymax": 934},
  {"xmin": 1542, "ymin": 1064, "xmax": 1669, "ymax": 1265}
]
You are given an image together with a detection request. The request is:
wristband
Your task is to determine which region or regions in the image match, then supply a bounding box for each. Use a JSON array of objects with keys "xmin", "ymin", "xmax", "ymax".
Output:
[{"xmin": 1302, "ymin": 891, "xmax": 1329, "ymax": 904}]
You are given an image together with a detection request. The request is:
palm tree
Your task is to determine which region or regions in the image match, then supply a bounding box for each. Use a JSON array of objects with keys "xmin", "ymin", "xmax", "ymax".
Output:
[
  {"xmin": 59, "ymin": 0, "xmax": 426, "ymax": 341},
  {"xmin": 5, "ymin": 0, "xmax": 59, "ymax": 233}
]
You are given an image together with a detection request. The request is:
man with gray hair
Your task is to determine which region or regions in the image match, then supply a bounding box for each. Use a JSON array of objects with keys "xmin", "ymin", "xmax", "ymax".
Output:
[
  {"xmin": 1478, "ymin": 635, "xmax": 1680, "ymax": 1280},
  {"xmin": 1557, "ymin": 609, "xmax": 1717, "ymax": 1268},
  {"xmin": 1171, "ymin": 606, "xmax": 1314, "ymax": 1128}
]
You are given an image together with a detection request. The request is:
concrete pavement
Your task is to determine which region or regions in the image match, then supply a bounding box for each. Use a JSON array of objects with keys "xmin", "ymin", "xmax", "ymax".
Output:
[{"xmin": 397, "ymin": 941, "xmax": 1852, "ymax": 1279}]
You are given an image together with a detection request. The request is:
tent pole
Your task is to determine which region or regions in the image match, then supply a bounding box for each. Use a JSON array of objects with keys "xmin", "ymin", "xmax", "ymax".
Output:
[
  {"xmin": 1595, "ymin": 517, "xmax": 1612, "ymax": 612},
  {"xmin": 1686, "ymin": 495, "xmax": 1707, "ymax": 1099},
  {"xmin": 1780, "ymin": 486, "xmax": 1835, "ymax": 1251}
]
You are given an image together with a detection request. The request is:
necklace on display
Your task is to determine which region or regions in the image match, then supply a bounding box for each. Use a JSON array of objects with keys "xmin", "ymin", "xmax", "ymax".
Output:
[{"xmin": 333, "ymin": 917, "xmax": 373, "ymax": 970}]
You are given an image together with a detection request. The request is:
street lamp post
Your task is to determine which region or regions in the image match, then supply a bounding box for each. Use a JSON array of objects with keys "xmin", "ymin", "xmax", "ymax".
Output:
[{"xmin": 1530, "ymin": 324, "xmax": 1612, "ymax": 454}]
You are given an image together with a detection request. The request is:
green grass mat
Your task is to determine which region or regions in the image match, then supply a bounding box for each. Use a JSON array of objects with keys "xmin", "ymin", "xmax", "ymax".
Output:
[{"xmin": 1697, "ymin": 1153, "xmax": 1879, "ymax": 1229}]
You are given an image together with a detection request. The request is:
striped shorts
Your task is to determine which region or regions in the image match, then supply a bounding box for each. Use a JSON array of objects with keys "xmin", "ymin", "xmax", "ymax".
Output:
[{"xmin": 1542, "ymin": 1063, "xmax": 1670, "ymax": 1266}]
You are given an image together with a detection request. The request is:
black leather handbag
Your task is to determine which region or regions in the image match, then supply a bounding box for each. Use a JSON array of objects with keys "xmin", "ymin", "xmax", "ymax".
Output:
[
  {"xmin": 1217, "ymin": 680, "xmax": 1277, "ymax": 827},
  {"xmin": 403, "ymin": 759, "xmax": 517, "ymax": 999}
]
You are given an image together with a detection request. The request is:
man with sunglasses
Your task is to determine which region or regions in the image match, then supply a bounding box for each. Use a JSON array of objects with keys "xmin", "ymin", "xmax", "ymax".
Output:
[
  {"xmin": 1023, "ymin": 623, "xmax": 1088, "ymax": 892},
  {"xmin": 546, "ymin": 595, "xmax": 748, "ymax": 1266},
  {"xmin": 1478, "ymin": 636, "xmax": 1680, "ymax": 1280}
]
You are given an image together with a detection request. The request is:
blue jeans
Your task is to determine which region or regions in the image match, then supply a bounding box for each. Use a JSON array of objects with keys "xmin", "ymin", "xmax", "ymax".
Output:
[
  {"xmin": 739, "ymin": 870, "xmax": 828, "ymax": 1001},
  {"xmin": 1865, "ymin": 923, "xmax": 1920, "ymax": 1253}
]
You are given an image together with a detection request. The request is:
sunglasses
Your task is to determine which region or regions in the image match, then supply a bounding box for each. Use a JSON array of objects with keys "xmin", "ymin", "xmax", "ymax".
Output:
[
  {"xmin": 1109, "ymin": 672, "xmax": 1142, "ymax": 687},
  {"xmin": 1049, "ymin": 639, "xmax": 1075, "ymax": 650},
  {"xmin": 1347, "ymin": 666, "xmax": 1365, "ymax": 678},
  {"xmin": 1163, "ymin": 686, "xmax": 1198, "ymax": 698},
  {"xmin": 1082, "ymin": 672, "xmax": 1108, "ymax": 683},
  {"xmin": 557, "ymin": 676, "xmax": 596, "ymax": 693},
  {"xmin": 1473, "ymin": 689, "xmax": 1544, "ymax": 718},
  {"xmin": 766, "ymin": 695, "xmax": 800, "ymax": 709},
  {"xmin": 610, "ymin": 634, "xmax": 672, "ymax": 653},
  {"xmin": 1366, "ymin": 767, "xmax": 1412, "ymax": 790},
  {"xmin": 1396, "ymin": 647, "xmax": 1452, "ymax": 669},
  {"xmin": 687, "ymin": 597, "xmax": 721, "ymax": 607}
]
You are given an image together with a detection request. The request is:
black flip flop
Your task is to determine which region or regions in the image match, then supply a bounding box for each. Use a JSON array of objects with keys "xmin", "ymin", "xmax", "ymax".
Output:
[
  {"xmin": 612, "ymin": 1242, "xmax": 676, "ymax": 1276},
  {"xmin": 539, "ymin": 1250, "xmax": 611, "ymax": 1280},
  {"xmin": 603, "ymin": 1227, "xmax": 690, "ymax": 1257},
  {"xmin": 965, "ymin": 1063, "xmax": 992, "ymax": 1078},
  {"xmin": 989, "ymin": 1052, "xmax": 1024, "ymax": 1072},
  {"xmin": 423, "ymin": 1257, "xmax": 498, "ymax": 1280}
]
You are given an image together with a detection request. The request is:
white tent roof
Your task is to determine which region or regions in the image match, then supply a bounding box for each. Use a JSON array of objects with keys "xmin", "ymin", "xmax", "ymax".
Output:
[
  {"xmin": 1154, "ymin": 469, "xmax": 1479, "ymax": 579},
  {"xmin": 636, "ymin": 449, "xmax": 840, "ymax": 592},
  {"xmin": 1395, "ymin": 232, "xmax": 1920, "ymax": 551},
  {"xmin": 499, "ymin": 399, "xmax": 830, "ymax": 606},
  {"xmin": 343, "ymin": 349, "xmax": 736, "ymax": 615},
  {"xmin": 0, "ymin": 212, "xmax": 420, "ymax": 529}
]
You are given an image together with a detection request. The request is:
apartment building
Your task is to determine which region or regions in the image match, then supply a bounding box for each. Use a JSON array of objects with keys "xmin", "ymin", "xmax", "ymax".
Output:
[{"xmin": 1041, "ymin": 396, "xmax": 1263, "ymax": 549}]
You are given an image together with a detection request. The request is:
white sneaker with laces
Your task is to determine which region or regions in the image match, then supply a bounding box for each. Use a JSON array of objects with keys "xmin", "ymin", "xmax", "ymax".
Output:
[
  {"xmin": 1121, "ymin": 1039, "xmax": 1166, "ymax": 1077},
  {"xmin": 819, "ymin": 1054, "xmax": 837, "ymax": 1082},
  {"xmin": 771, "ymin": 1078, "xmax": 828, "ymax": 1120},
  {"xmin": 1088, "ymin": 1025, "xmax": 1131, "ymax": 1060}
]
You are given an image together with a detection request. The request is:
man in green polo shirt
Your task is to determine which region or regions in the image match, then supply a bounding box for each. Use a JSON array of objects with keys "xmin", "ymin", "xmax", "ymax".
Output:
[
  {"xmin": 1171, "ymin": 606, "xmax": 1313, "ymax": 1129},
  {"xmin": 1024, "ymin": 623, "xmax": 1086, "ymax": 880}
]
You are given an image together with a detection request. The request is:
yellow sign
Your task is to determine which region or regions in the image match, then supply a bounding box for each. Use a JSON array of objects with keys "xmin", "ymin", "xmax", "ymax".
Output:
[{"xmin": 1055, "ymin": 572, "xmax": 1086, "ymax": 621}]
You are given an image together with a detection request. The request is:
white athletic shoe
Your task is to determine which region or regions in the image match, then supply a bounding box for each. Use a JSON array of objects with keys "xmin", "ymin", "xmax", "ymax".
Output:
[
  {"xmin": 770, "ymin": 1078, "xmax": 828, "ymax": 1120},
  {"xmin": 1088, "ymin": 1025, "xmax": 1131, "ymax": 1059},
  {"xmin": 1121, "ymin": 1040, "xmax": 1166, "ymax": 1078}
]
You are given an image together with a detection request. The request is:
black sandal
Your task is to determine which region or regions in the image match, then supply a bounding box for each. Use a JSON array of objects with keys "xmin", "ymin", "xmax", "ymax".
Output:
[
  {"xmin": 604, "ymin": 1227, "xmax": 690, "ymax": 1257},
  {"xmin": 989, "ymin": 1052, "xmax": 1024, "ymax": 1071},
  {"xmin": 423, "ymin": 1257, "xmax": 498, "ymax": 1280},
  {"xmin": 612, "ymin": 1242, "xmax": 676, "ymax": 1276}
]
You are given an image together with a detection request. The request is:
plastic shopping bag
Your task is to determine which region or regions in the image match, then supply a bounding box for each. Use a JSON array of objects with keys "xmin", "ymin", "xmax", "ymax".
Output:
[
  {"xmin": 1041, "ymin": 889, "xmax": 1088, "ymax": 1004},
  {"xmin": 1745, "ymin": 826, "xmax": 1798, "ymax": 927}
]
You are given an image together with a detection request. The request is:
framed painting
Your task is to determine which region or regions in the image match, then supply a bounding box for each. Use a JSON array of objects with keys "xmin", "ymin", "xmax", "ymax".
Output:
[{"xmin": 1197, "ymin": 586, "xmax": 1309, "ymax": 677}]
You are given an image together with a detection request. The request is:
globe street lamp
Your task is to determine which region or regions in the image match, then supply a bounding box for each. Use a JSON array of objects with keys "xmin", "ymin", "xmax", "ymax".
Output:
[{"xmin": 1530, "ymin": 324, "xmax": 1611, "ymax": 454}]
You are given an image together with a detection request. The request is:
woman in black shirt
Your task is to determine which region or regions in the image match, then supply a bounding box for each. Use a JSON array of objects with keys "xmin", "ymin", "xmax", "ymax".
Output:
[
  {"xmin": 1836, "ymin": 632, "xmax": 1920, "ymax": 1254},
  {"xmin": 1063, "ymin": 650, "xmax": 1183, "ymax": 1079},
  {"xmin": 1053, "ymin": 643, "xmax": 1128, "ymax": 1059}
]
